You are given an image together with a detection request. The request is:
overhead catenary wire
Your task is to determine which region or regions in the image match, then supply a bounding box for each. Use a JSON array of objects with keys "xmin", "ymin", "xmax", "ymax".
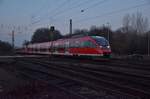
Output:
[
  {"xmin": 74, "ymin": 2, "xmax": 150, "ymax": 23},
  {"xmin": 47, "ymin": 0, "xmax": 70, "ymax": 16},
  {"xmin": 31, "ymin": 0, "xmax": 50, "ymax": 20},
  {"xmin": 32, "ymin": 0, "xmax": 96, "ymax": 25},
  {"xmin": 50, "ymin": 0, "xmax": 149, "ymax": 26},
  {"xmin": 29, "ymin": 0, "xmax": 150, "ymax": 34},
  {"xmin": 80, "ymin": 0, "xmax": 108, "ymax": 12},
  {"xmin": 51, "ymin": 0, "xmax": 96, "ymax": 17},
  {"xmin": 31, "ymin": 0, "xmax": 70, "ymax": 25},
  {"xmin": 51, "ymin": 0, "xmax": 109, "ymax": 22}
]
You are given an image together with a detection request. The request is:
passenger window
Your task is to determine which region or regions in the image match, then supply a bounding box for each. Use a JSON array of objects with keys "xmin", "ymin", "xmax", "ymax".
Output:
[
  {"xmin": 74, "ymin": 41, "xmax": 80, "ymax": 48},
  {"xmin": 83, "ymin": 41, "xmax": 96, "ymax": 48}
]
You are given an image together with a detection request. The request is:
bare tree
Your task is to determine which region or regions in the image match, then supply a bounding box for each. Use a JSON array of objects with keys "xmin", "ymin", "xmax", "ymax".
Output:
[
  {"xmin": 122, "ymin": 14, "xmax": 131, "ymax": 33},
  {"xmin": 132, "ymin": 12, "xmax": 148, "ymax": 33},
  {"xmin": 122, "ymin": 12, "xmax": 149, "ymax": 34}
]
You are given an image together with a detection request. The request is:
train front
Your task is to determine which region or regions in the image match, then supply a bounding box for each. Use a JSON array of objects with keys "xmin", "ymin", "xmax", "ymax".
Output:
[{"xmin": 92, "ymin": 36, "xmax": 111, "ymax": 58}]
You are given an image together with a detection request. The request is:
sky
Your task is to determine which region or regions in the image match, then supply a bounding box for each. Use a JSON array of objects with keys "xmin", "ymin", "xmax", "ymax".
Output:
[{"xmin": 0, "ymin": 0, "xmax": 150, "ymax": 46}]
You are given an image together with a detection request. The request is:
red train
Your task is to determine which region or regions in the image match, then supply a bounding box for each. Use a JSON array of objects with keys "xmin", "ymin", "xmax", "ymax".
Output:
[{"xmin": 20, "ymin": 36, "xmax": 111, "ymax": 58}]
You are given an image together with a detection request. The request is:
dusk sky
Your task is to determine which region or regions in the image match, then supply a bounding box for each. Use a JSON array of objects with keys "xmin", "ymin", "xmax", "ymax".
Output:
[{"xmin": 0, "ymin": 0, "xmax": 150, "ymax": 46}]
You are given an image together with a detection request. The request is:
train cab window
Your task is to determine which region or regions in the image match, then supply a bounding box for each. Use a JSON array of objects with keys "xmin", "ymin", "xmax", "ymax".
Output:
[{"xmin": 92, "ymin": 36, "xmax": 109, "ymax": 46}]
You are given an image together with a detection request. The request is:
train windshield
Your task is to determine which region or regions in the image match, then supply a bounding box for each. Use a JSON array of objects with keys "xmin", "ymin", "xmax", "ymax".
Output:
[{"xmin": 92, "ymin": 36, "xmax": 109, "ymax": 46}]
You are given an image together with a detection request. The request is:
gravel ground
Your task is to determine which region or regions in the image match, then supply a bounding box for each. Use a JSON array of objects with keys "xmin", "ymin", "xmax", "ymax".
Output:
[
  {"xmin": 0, "ymin": 67, "xmax": 25, "ymax": 91},
  {"xmin": 0, "ymin": 61, "xmax": 84, "ymax": 99}
]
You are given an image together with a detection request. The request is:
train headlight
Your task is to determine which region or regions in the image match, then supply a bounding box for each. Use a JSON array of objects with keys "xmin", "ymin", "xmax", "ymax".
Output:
[
  {"xmin": 100, "ymin": 46, "xmax": 103, "ymax": 48},
  {"xmin": 107, "ymin": 46, "xmax": 110, "ymax": 48}
]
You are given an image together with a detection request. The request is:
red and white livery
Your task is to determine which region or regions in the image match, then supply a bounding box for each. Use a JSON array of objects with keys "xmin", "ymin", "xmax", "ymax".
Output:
[{"xmin": 21, "ymin": 36, "xmax": 111, "ymax": 58}]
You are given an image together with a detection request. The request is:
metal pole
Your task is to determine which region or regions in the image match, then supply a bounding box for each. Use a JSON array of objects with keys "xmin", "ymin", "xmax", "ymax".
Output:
[
  {"xmin": 50, "ymin": 26, "xmax": 54, "ymax": 57},
  {"xmin": 70, "ymin": 19, "xmax": 72, "ymax": 37},
  {"xmin": 107, "ymin": 22, "xmax": 110, "ymax": 42},
  {"xmin": 12, "ymin": 30, "xmax": 15, "ymax": 49},
  {"xmin": 148, "ymin": 32, "xmax": 150, "ymax": 56}
]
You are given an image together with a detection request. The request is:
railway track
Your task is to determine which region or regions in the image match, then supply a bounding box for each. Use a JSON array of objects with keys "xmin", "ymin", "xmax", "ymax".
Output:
[
  {"xmin": 28, "ymin": 56, "xmax": 150, "ymax": 69},
  {"xmin": 15, "ymin": 62, "xmax": 113, "ymax": 99},
  {"xmin": 13, "ymin": 57, "xmax": 150, "ymax": 99},
  {"xmin": 20, "ymin": 56, "xmax": 150, "ymax": 76}
]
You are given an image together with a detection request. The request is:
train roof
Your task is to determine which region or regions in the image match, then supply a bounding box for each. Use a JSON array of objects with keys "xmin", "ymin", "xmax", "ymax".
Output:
[
  {"xmin": 91, "ymin": 36, "xmax": 105, "ymax": 39},
  {"xmin": 26, "ymin": 36, "xmax": 106, "ymax": 47}
]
